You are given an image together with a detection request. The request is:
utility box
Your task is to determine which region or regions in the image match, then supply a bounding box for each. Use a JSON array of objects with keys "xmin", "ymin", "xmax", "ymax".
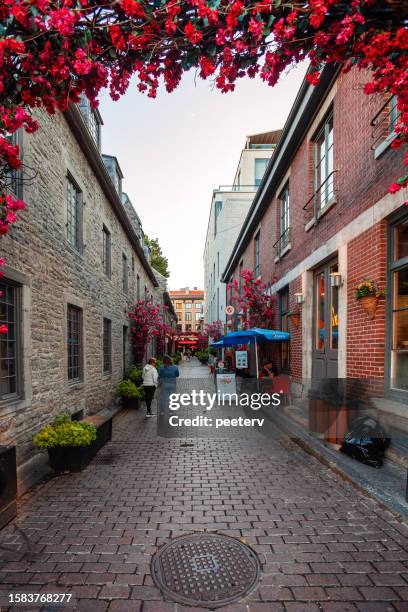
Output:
[{"xmin": 0, "ymin": 445, "xmax": 17, "ymax": 530}]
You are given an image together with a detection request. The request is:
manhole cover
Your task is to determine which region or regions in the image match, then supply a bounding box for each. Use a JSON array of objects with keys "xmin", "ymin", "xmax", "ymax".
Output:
[{"xmin": 151, "ymin": 532, "xmax": 261, "ymax": 608}]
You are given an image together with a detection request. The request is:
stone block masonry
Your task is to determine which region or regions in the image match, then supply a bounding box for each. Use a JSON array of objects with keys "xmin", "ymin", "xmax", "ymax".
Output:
[{"xmin": 0, "ymin": 107, "xmax": 156, "ymax": 491}]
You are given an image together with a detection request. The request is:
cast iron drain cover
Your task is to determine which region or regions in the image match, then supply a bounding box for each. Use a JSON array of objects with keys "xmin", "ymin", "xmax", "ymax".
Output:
[{"xmin": 151, "ymin": 532, "xmax": 261, "ymax": 608}]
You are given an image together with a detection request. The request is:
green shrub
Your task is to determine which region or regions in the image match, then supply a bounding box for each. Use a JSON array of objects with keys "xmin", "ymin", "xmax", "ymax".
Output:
[
  {"xmin": 116, "ymin": 379, "xmax": 144, "ymax": 399},
  {"xmin": 172, "ymin": 352, "xmax": 181, "ymax": 364},
  {"xmin": 33, "ymin": 413, "xmax": 97, "ymax": 449},
  {"xmin": 126, "ymin": 365, "xmax": 143, "ymax": 385},
  {"xmin": 196, "ymin": 350, "xmax": 209, "ymax": 364}
]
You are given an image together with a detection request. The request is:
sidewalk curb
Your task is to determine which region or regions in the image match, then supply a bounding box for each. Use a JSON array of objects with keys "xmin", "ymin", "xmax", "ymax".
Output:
[{"xmin": 264, "ymin": 407, "xmax": 408, "ymax": 519}]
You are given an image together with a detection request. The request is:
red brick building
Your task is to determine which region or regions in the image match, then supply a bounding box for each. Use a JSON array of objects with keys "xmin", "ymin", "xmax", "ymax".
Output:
[{"xmin": 222, "ymin": 65, "xmax": 408, "ymax": 456}]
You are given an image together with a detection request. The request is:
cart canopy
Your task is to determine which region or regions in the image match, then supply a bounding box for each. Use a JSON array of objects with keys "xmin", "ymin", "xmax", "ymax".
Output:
[{"xmin": 211, "ymin": 328, "xmax": 290, "ymax": 347}]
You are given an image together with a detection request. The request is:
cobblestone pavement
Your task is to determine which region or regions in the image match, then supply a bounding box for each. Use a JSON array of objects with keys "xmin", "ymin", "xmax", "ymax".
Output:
[{"xmin": 1, "ymin": 360, "xmax": 408, "ymax": 611}]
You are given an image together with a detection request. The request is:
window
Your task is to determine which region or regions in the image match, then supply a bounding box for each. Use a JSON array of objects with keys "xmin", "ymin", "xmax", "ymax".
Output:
[
  {"xmin": 123, "ymin": 326, "xmax": 128, "ymax": 375},
  {"xmin": 185, "ymin": 324, "xmax": 192, "ymax": 331},
  {"xmin": 103, "ymin": 318, "xmax": 112, "ymax": 374},
  {"xmin": 389, "ymin": 95, "xmax": 399, "ymax": 133},
  {"xmin": 67, "ymin": 305, "xmax": 83, "ymax": 383},
  {"xmin": 389, "ymin": 214, "xmax": 408, "ymax": 392},
  {"xmin": 185, "ymin": 302, "xmax": 192, "ymax": 309},
  {"xmin": 254, "ymin": 232, "xmax": 260, "ymax": 277},
  {"xmin": 195, "ymin": 312, "xmax": 201, "ymax": 321},
  {"xmin": 185, "ymin": 312, "xmax": 192, "ymax": 321},
  {"xmin": 79, "ymin": 94, "xmax": 101, "ymax": 148},
  {"xmin": 255, "ymin": 158, "xmax": 269, "ymax": 186},
  {"xmin": 136, "ymin": 274, "xmax": 140, "ymax": 300},
  {"xmin": 6, "ymin": 131, "xmax": 23, "ymax": 199},
  {"xmin": 102, "ymin": 226, "xmax": 111, "ymax": 277},
  {"xmin": 279, "ymin": 287, "xmax": 290, "ymax": 371},
  {"xmin": 239, "ymin": 260, "xmax": 243, "ymax": 294},
  {"xmin": 314, "ymin": 113, "xmax": 334, "ymax": 209},
  {"xmin": 67, "ymin": 176, "xmax": 82, "ymax": 251},
  {"xmin": 195, "ymin": 302, "xmax": 202, "ymax": 311},
  {"xmin": 122, "ymin": 254, "xmax": 128, "ymax": 293},
  {"xmin": 278, "ymin": 183, "xmax": 290, "ymax": 253},
  {"xmin": 214, "ymin": 201, "xmax": 222, "ymax": 236},
  {"xmin": 0, "ymin": 280, "xmax": 21, "ymax": 400}
]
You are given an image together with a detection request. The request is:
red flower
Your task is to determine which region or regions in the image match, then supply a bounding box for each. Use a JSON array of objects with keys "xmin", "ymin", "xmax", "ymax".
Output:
[{"xmin": 184, "ymin": 23, "xmax": 203, "ymax": 44}]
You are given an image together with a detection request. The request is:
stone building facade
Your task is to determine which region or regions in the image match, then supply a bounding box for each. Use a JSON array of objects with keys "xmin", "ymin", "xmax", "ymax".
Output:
[
  {"xmin": 222, "ymin": 65, "xmax": 408, "ymax": 462},
  {"xmin": 0, "ymin": 102, "xmax": 157, "ymax": 492}
]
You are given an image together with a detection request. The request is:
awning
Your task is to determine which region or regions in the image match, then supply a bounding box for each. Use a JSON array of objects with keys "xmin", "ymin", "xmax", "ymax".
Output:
[{"xmin": 211, "ymin": 328, "xmax": 290, "ymax": 347}]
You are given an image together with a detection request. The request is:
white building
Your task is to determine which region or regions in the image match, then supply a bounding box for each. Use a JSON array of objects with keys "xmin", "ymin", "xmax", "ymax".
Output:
[{"xmin": 203, "ymin": 130, "xmax": 281, "ymax": 327}]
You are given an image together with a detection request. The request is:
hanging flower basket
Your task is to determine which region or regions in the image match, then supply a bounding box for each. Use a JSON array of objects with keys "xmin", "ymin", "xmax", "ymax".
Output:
[
  {"xmin": 357, "ymin": 295, "xmax": 379, "ymax": 319},
  {"xmin": 355, "ymin": 280, "xmax": 384, "ymax": 320},
  {"xmin": 287, "ymin": 312, "xmax": 301, "ymax": 329}
]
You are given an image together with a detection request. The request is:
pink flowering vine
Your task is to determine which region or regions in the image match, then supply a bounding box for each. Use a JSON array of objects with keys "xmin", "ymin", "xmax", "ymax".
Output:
[{"xmin": 228, "ymin": 269, "xmax": 274, "ymax": 329}]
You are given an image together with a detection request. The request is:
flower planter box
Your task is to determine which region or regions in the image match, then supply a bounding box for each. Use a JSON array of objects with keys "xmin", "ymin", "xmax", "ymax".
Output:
[
  {"xmin": 122, "ymin": 397, "xmax": 140, "ymax": 410},
  {"xmin": 47, "ymin": 415, "xmax": 113, "ymax": 473},
  {"xmin": 48, "ymin": 445, "xmax": 91, "ymax": 473},
  {"xmin": 0, "ymin": 446, "xmax": 17, "ymax": 530}
]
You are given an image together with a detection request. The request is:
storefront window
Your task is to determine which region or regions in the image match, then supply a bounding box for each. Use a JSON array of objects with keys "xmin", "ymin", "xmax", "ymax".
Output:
[
  {"xmin": 315, "ymin": 271, "xmax": 325, "ymax": 350},
  {"xmin": 279, "ymin": 287, "xmax": 290, "ymax": 371},
  {"xmin": 389, "ymin": 214, "xmax": 408, "ymax": 392},
  {"xmin": 330, "ymin": 263, "xmax": 339, "ymax": 350}
]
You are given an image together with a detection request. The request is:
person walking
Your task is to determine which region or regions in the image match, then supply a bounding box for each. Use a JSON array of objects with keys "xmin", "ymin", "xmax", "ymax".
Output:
[
  {"xmin": 158, "ymin": 355, "xmax": 179, "ymax": 415},
  {"xmin": 143, "ymin": 358, "xmax": 158, "ymax": 417}
]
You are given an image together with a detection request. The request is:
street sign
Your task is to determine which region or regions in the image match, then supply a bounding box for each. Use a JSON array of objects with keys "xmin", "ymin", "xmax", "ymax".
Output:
[{"xmin": 225, "ymin": 305, "xmax": 235, "ymax": 316}]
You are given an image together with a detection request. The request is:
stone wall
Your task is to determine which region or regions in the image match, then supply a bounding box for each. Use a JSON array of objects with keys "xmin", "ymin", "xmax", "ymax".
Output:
[{"xmin": 0, "ymin": 108, "xmax": 156, "ymax": 490}]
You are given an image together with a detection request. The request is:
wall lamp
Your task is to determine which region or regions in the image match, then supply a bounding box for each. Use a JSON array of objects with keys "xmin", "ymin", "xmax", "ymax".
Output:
[
  {"xmin": 294, "ymin": 292, "xmax": 304, "ymax": 305},
  {"xmin": 330, "ymin": 272, "xmax": 343, "ymax": 287}
]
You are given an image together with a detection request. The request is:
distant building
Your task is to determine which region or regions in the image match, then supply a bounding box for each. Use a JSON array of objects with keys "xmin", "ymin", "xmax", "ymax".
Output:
[
  {"xmin": 203, "ymin": 130, "xmax": 281, "ymax": 327},
  {"xmin": 169, "ymin": 288, "xmax": 204, "ymax": 333}
]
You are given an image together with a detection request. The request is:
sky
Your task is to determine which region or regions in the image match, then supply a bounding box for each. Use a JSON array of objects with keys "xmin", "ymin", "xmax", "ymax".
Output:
[{"xmin": 99, "ymin": 63, "xmax": 307, "ymax": 290}]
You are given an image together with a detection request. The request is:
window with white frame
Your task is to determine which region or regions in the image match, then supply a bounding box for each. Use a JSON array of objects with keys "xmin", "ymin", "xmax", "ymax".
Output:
[
  {"xmin": 313, "ymin": 113, "xmax": 334, "ymax": 209},
  {"xmin": 278, "ymin": 182, "xmax": 290, "ymax": 253}
]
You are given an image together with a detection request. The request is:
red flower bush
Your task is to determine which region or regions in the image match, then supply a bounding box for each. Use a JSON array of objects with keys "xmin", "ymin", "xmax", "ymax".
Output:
[
  {"xmin": 229, "ymin": 269, "xmax": 274, "ymax": 329},
  {"xmin": 205, "ymin": 320, "xmax": 224, "ymax": 341},
  {"xmin": 129, "ymin": 299, "xmax": 168, "ymax": 363}
]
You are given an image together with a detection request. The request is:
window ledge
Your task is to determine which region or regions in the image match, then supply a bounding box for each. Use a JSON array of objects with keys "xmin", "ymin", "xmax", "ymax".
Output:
[
  {"xmin": 67, "ymin": 381, "xmax": 85, "ymax": 390},
  {"xmin": 274, "ymin": 243, "xmax": 291, "ymax": 263},
  {"xmin": 304, "ymin": 198, "xmax": 337, "ymax": 232},
  {"xmin": 374, "ymin": 131, "xmax": 397, "ymax": 159}
]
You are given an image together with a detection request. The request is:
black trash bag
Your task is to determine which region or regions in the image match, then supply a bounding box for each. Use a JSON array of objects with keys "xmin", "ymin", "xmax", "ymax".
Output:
[{"xmin": 340, "ymin": 416, "xmax": 391, "ymax": 468}]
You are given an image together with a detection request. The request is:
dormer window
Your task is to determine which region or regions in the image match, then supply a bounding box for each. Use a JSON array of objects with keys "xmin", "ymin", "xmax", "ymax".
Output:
[
  {"xmin": 79, "ymin": 94, "xmax": 102, "ymax": 149},
  {"xmin": 102, "ymin": 154, "xmax": 123, "ymax": 198}
]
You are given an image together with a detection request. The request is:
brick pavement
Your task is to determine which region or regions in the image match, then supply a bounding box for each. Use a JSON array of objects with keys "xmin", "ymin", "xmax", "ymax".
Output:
[{"xmin": 1, "ymin": 360, "xmax": 408, "ymax": 611}]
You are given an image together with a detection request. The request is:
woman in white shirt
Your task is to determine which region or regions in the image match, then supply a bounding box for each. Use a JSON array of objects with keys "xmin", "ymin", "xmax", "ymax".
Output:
[{"xmin": 143, "ymin": 358, "xmax": 158, "ymax": 417}]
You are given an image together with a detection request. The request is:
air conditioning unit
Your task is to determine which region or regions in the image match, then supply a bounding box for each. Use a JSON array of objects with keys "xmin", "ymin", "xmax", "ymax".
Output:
[{"xmin": 0, "ymin": 446, "xmax": 17, "ymax": 530}]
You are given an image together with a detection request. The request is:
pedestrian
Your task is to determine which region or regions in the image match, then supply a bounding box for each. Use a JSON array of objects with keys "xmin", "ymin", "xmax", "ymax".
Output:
[
  {"xmin": 143, "ymin": 357, "xmax": 158, "ymax": 417},
  {"xmin": 158, "ymin": 355, "xmax": 180, "ymax": 415}
]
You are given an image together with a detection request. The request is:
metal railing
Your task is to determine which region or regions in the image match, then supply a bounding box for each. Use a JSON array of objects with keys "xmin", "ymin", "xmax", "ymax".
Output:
[
  {"xmin": 303, "ymin": 170, "xmax": 337, "ymax": 222},
  {"xmin": 215, "ymin": 185, "xmax": 258, "ymax": 193},
  {"xmin": 370, "ymin": 96, "xmax": 400, "ymax": 150},
  {"xmin": 273, "ymin": 228, "xmax": 290, "ymax": 257}
]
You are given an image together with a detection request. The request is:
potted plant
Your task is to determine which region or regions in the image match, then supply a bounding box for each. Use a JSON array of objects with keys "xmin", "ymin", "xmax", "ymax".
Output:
[
  {"xmin": 126, "ymin": 365, "xmax": 143, "ymax": 386},
  {"xmin": 355, "ymin": 279, "xmax": 384, "ymax": 319},
  {"xmin": 116, "ymin": 379, "xmax": 144, "ymax": 409},
  {"xmin": 33, "ymin": 413, "xmax": 97, "ymax": 473}
]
